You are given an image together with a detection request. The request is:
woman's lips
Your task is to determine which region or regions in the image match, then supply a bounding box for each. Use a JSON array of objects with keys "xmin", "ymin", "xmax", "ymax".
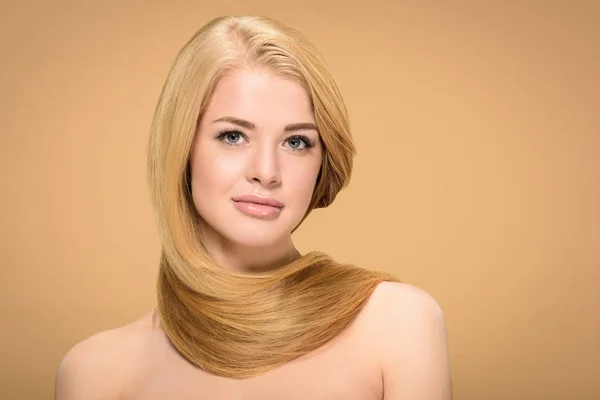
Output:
[
  {"xmin": 231, "ymin": 194, "xmax": 283, "ymax": 208},
  {"xmin": 232, "ymin": 200, "xmax": 282, "ymax": 219}
]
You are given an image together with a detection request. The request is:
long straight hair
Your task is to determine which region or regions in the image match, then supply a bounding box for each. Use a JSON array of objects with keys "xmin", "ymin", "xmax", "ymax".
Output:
[{"xmin": 147, "ymin": 15, "xmax": 400, "ymax": 378}]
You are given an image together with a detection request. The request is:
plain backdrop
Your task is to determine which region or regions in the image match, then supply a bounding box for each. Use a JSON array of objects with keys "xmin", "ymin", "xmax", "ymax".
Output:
[{"xmin": 1, "ymin": 1, "xmax": 599, "ymax": 399}]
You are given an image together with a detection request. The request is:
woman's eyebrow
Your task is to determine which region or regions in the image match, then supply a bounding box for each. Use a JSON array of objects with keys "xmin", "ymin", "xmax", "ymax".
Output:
[
  {"xmin": 284, "ymin": 122, "xmax": 318, "ymax": 133},
  {"xmin": 212, "ymin": 116, "xmax": 318, "ymax": 132}
]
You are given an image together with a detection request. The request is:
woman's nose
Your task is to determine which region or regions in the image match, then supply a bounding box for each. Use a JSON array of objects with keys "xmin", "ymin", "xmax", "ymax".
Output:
[{"xmin": 247, "ymin": 145, "xmax": 281, "ymax": 187}]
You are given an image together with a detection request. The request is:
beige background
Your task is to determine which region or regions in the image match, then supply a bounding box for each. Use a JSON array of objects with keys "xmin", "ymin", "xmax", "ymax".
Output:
[{"xmin": 1, "ymin": 1, "xmax": 599, "ymax": 399}]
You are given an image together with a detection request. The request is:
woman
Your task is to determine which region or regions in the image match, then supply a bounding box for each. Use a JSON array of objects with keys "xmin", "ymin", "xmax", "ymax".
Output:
[{"xmin": 55, "ymin": 15, "xmax": 452, "ymax": 399}]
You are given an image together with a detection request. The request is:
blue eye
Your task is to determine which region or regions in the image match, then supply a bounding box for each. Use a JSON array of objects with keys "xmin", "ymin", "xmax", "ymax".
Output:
[
  {"xmin": 215, "ymin": 129, "xmax": 316, "ymax": 152},
  {"xmin": 216, "ymin": 130, "xmax": 247, "ymax": 146},
  {"xmin": 225, "ymin": 132, "xmax": 241, "ymax": 143},
  {"xmin": 286, "ymin": 135, "xmax": 314, "ymax": 151}
]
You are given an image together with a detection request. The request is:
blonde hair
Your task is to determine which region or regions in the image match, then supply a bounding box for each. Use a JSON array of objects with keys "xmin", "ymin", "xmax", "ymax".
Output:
[{"xmin": 147, "ymin": 15, "xmax": 400, "ymax": 378}]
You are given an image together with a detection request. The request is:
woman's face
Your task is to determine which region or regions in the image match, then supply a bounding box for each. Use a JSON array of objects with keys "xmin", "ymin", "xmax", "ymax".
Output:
[{"xmin": 189, "ymin": 67, "xmax": 323, "ymax": 249}]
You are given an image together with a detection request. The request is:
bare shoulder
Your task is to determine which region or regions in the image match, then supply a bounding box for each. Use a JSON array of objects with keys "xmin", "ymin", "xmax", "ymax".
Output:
[
  {"xmin": 54, "ymin": 312, "xmax": 155, "ymax": 400},
  {"xmin": 369, "ymin": 281, "xmax": 445, "ymax": 318},
  {"xmin": 368, "ymin": 282, "xmax": 453, "ymax": 399},
  {"xmin": 359, "ymin": 281, "xmax": 448, "ymax": 350}
]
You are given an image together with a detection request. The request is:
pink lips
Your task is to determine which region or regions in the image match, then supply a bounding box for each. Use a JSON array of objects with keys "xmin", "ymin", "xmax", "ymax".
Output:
[{"xmin": 231, "ymin": 194, "xmax": 283, "ymax": 219}]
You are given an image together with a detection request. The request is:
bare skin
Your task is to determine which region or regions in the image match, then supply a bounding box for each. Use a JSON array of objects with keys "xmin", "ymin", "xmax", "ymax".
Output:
[
  {"xmin": 119, "ymin": 288, "xmax": 384, "ymax": 400},
  {"xmin": 55, "ymin": 281, "xmax": 452, "ymax": 399},
  {"xmin": 55, "ymin": 67, "xmax": 452, "ymax": 399}
]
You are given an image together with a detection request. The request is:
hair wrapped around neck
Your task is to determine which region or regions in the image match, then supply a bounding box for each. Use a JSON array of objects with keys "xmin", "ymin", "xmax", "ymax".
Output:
[{"xmin": 147, "ymin": 15, "xmax": 401, "ymax": 378}]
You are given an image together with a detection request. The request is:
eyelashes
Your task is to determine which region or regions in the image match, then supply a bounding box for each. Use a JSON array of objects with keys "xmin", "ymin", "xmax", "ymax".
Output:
[{"xmin": 215, "ymin": 128, "xmax": 316, "ymax": 152}]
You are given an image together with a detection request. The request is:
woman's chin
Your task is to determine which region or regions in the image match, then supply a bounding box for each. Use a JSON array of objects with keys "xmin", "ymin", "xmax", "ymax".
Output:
[{"xmin": 228, "ymin": 234, "xmax": 284, "ymax": 249}]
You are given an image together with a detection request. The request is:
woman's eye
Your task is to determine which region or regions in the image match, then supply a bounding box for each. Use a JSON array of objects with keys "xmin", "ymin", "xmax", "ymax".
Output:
[
  {"xmin": 287, "ymin": 136, "xmax": 313, "ymax": 150},
  {"xmin": 287, "ymin": 137, "xmax": 305, "ymax": 150},
  {"xmin": 216, "ymin": 130, "xmax": 313, "ymax": 151},
  {"xmin": 217, "ymin": 130, "xmax": 247, "ymax": 146},
  {"xmin": 225, "ymin": 132, "xmax": 243, "ymax": 143}
]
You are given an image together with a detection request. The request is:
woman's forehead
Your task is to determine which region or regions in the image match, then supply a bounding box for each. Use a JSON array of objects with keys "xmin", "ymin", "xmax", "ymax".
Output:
[{"xmin": 203, "ymin": 68, "xmax": 315, "ymax": 125}]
